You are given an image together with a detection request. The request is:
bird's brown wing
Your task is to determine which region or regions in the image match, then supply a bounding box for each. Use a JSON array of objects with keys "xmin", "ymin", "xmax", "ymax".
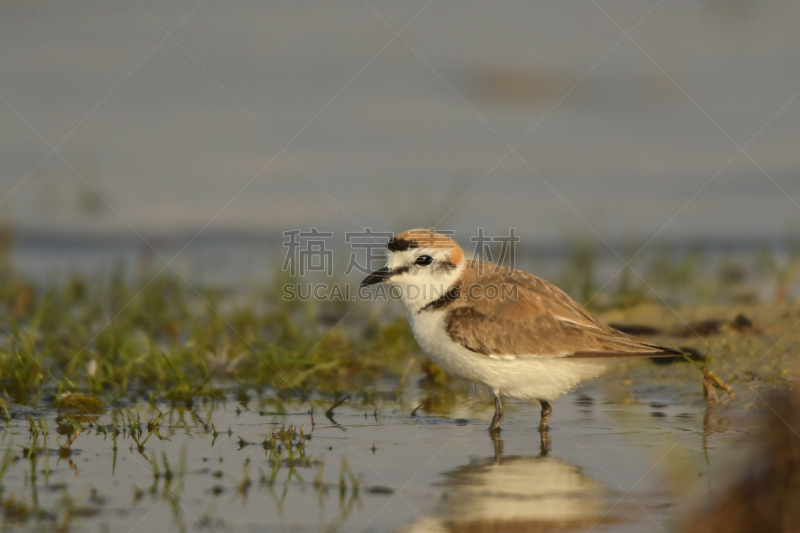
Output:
[{"xmin": 444, "ymin": 261, "xmax": 682, "ymax": 358}]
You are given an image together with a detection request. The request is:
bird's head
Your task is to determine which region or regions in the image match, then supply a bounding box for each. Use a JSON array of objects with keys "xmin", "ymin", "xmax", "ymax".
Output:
[{"xmin": 360, "ymin": 228, "xmax": 465, "ymax": 310}]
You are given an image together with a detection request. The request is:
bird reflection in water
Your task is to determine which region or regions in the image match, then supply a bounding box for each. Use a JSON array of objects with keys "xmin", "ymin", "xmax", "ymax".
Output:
[{"xmin": 403, "ymin": 434, "xmax": 615, "ymax": 533}]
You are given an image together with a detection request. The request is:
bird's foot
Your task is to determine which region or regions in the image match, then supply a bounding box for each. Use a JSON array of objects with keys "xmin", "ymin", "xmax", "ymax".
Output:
[
  {"xmin": 488, "ymin": 412, "xmax": 504, "ymax": 433},
  {"xmin": 489, "ymin": 394, "xmax": 504, "ymax": 433},
  {"xmin": 538, "ymin": 400, "xmax": 552, "ymax": 432}
]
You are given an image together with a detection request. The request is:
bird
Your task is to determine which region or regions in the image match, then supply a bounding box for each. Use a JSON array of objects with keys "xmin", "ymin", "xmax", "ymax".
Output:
[{"xmin": 360, "ymin": 228, "xmax": 683, "ymax": 433}]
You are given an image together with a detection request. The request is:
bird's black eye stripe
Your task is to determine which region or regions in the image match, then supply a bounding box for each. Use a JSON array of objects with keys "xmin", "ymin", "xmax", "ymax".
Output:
[{"xmin": 414, "ymin": 254, "xmax": 434, "ymax": 266}]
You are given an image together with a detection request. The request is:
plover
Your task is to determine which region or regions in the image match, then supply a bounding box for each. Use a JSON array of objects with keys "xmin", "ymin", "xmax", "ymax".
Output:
[{"xmin": 361, "ymin": 228, "xmax": 682, "ymax": 433}]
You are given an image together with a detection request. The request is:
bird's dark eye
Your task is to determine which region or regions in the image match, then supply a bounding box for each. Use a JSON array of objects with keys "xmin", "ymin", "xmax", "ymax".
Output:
[{"xmin": 414, "ymin": 254, "xmax": 434, "ymax": 266}]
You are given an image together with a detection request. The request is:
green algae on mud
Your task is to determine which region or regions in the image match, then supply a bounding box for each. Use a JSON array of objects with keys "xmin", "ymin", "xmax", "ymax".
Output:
[
  {"xmin": 0, "ymin": 271, "xmax": 418, "ymax": 405},
  {"xmin": 594, "ymin": 299, "xmax": 800, "ymax": 403},
  {"xmin": 1, "ymin": 275, "xmax": 797, "ymax": 404},
  {"xmin": 2, "ymin": 279, "xmax": 797, "ymax": 416}
]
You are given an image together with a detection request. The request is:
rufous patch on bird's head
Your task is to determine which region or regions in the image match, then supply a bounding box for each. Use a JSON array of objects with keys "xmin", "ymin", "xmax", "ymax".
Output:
[{"xmin": 387, "ymin": 228, "xmax": 463, "ymax": 267}]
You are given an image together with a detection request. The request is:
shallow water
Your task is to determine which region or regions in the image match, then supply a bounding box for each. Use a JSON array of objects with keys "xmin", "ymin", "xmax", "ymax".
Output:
[{"xmin": 0, "ymin": 382, "xmax": 757, "ymax": 533}]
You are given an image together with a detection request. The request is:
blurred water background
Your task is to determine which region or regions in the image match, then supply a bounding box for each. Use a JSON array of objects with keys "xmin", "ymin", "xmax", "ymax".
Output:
[{"xmin": 1, "ymin": 0, "xmax": 799, "ymax": 290}]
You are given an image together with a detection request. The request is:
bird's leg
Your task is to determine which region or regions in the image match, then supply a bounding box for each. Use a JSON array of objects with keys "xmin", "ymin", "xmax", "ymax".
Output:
[
  {"xmin": 489, "ymin": 394, "xmax": 504, "ymax": 433},
  {"xmin": 539, "ymin": 400, "xmax": 552, "ymax": 432}
]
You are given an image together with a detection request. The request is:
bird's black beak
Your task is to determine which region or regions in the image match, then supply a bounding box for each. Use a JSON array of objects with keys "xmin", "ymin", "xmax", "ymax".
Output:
[{"xmin": 360, "ymin": 267, "xmax": 393, "ymax": 287}]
